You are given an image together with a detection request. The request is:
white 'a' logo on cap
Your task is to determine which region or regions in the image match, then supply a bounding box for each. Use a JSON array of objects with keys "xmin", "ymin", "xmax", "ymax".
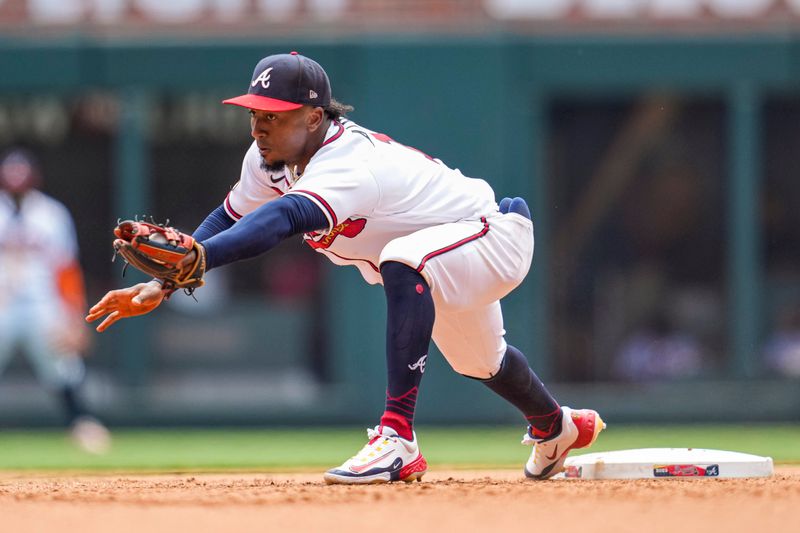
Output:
[{"xmin": 251, "ymin": 67, "xmax": 273, "ymax": 89}]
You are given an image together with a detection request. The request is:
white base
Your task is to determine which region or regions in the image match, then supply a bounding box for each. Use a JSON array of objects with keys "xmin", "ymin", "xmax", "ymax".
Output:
[{"xmin": 553, "ymin": 448, "xmax": 773, "ymax": 480}]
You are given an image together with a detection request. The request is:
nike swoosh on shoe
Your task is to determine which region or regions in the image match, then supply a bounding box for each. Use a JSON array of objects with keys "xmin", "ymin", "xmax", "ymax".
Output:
[{"xmin": 545, "ymin": 445, "xmax": 559, "ymax": 461}]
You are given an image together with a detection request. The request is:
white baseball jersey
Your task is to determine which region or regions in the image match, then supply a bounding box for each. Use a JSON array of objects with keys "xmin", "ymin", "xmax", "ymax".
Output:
[
  {"xmin": 0, "ymin": 189, "xmax": 85, "ymax": 386},
  {"xmin": 224, "ymin": 118, "xmax": 534, "ymax": 378},
  {"xmin": 0, "ymin": 190, "xmax": 78, "ymax": 307},
  {"xmin": 224, "ymin": 119, "xmax": 498, "ymax": 284}
]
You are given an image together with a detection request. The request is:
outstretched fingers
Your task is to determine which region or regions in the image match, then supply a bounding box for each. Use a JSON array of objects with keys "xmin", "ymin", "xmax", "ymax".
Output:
[
  {"xmin": 86, "ymin": 294, "xmax": 114, "ymax": 320},
  {"xmin": 85, "ymin": 291, "xmax": 125, "ymax": 329},
  {"xmin": 84, "ymin": 284, "xmax": 163, "ymax": 332},
  {"xmin": 85, "ymin": 306, "xmax": 111, "ymax": 324},
  {"xmin": 96, "ymin": 311, "xmax": 121, "ymax": 333}
]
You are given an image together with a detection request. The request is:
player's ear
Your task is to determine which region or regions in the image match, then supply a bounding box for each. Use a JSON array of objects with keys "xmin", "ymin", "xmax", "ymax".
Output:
[{"xmin": 306, "ymin": 107, "xmax": 324, "ymax": 132}]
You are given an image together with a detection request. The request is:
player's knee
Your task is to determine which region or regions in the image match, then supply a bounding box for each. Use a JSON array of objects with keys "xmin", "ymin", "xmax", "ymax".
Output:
[
  {"xmin": 378, "ymin": 239, "xmax": 411, "ymax": 268},
  {"xmin": 380, "ymin": 261, "xmax": 428, "ymax": 290},
  {"xmin": 380, "ymin": 260, "xmax": 416, "ymax": 276},
  {"xmin": 449, "ymin": 358, "xmax": 502, "ymax": 380},
  {"xmin": 456, "ymin": 364, "xmax": 500, "ymax": 380}
]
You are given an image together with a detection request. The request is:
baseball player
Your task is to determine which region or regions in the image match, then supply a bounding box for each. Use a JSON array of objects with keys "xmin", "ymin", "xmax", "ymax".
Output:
[
  {"xmin": 0, "ymin": 148, "xmax": 111, "ymax": 454},
  {"xmin": 87, "ymin": 52, "xmax": 604, "ymax": 482}
]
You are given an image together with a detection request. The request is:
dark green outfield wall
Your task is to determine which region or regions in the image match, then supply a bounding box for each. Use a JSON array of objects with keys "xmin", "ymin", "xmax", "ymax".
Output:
[{"xmin": 1, "ymin": 35, "xmax": 797, "ymax": 424}]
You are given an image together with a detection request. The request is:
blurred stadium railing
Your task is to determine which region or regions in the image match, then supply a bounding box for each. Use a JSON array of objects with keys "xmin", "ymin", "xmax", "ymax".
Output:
[
  {"xmin": 0, "ymin": 0, "xmax": 798, "ymax": 426},
  {"xmin": 2, "ymin": 1, "xmax": 800, "ymax": 35}
]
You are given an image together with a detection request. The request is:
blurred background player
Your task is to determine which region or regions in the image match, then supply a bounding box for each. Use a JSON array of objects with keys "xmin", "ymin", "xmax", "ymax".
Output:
[{"xmin": 0, "ymin": 148, "xmax": 110, "ymax": 454}]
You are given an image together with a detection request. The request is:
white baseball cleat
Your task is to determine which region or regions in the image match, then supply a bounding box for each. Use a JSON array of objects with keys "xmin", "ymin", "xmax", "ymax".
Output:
[
  {"xmin": 522, "ymin": 406, "xmax": 605, "ymax": 479},
  {"xmin": 324, "ymin": 425, "xmax": 427, "ymax": 484},
  {"xmin": 70, "ymin": 416, "xmax": 112, "ymax": 455}
]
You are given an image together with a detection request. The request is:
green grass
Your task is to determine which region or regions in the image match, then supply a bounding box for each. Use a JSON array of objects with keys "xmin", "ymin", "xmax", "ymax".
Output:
[{"xmin": 0, "ymin": 424, "xmax": 797, "ymax": 472}]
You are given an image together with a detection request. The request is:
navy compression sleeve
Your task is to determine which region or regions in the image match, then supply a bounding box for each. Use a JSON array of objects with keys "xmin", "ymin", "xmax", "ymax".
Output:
[
  {"xmin": 200, "ymin": 194, "xmax": 328, "ymax": 271},
  {"xmin": 192, "ymin": 204, "xmax": 236, "ymax": 242}
]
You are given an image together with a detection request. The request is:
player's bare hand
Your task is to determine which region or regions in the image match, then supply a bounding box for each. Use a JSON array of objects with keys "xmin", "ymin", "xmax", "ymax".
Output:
[{"xmin": 85, "ymin": 280, "xmax": 165, "ymax": 332}]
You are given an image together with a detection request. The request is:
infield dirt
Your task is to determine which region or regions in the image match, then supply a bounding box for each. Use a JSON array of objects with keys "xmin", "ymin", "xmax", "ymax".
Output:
[{"xmin": 2, "ymin": 467, "xmax": 797, "ymax": 532}]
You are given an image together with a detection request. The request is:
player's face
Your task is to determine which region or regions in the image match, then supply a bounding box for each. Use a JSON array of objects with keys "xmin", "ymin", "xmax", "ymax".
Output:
[
  {"xmin": 249, "ymin": 107, "xmax": 321, "ymax": 170},
  {"xmin": 0, "ymin": 161, "xmax": 37, "ymax": 194}
]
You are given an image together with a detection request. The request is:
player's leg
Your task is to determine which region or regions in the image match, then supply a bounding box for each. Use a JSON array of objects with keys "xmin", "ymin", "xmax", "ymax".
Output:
[
  {"xmin": 325, "ymin": 217, "xmax": 504, "ymax": 484},
  {"xmin": 428, "ymin": 301, "xmax": 561, "ymax": 433},
  {"xmin": 377, "ymin": 261, "xmax": 433, "ymax": 439},
  {"xmin": 417, "ymin": 202, "xmax": 603, "ymax": 479},
  {"xmin": 432, "ymin": 303, "xmax": 605, "ymax": 479},
  {"xmin": 475, "ymin": 348, "xmax": 564, "ymax": 439},
  {"xmin": 326, "ymin": 210, "xmax": 536, "ymax": 484},
  {"xmin": 323, "ymin": 260, "xmax": 431, "ymax": 484},
  {"xmin": 0, "ymin": 310, "xmax": 20, "ymax": 378},
  {"xmin": 24, "ymin": 310, "xmax": 110, "ymax": 454}
]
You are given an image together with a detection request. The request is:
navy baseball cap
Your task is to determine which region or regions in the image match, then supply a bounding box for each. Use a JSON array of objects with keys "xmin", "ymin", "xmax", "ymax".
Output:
[{"xmin": 223, "ymin": 52, "xmax": 331, "ymax": 112}]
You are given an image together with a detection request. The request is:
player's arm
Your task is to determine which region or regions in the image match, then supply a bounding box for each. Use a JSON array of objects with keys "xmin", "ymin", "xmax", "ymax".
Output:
[
  {"xmin": 87, "ymin": 143, "xmax": 285, "ymax": 332},
  {"xmin": 201, "ymin": 194, "xmax": 327, "ymax": 270},
  {"xmin": 192, "ymin": 203, "xmax": 237, "ymax": 241},
  {"xmin": 56, "ymin": 259, "xmax": 87, "ymax": 316},
  {"xmin": 86, "ymin": 195, "xmax": 326, "ymax": 332},
  {"xmin": 88, "ymin": 204, "xmax": 237, "ymax": 332},
  {"xmin": 53, "ymin": 258, "xmax": 91, "ymax": 353}
]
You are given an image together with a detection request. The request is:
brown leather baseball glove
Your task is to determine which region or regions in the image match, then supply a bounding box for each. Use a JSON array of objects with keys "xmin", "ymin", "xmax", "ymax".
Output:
[{"xmin": 113, "ymin": 220, "xmax": 206, "ymax": 294}]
